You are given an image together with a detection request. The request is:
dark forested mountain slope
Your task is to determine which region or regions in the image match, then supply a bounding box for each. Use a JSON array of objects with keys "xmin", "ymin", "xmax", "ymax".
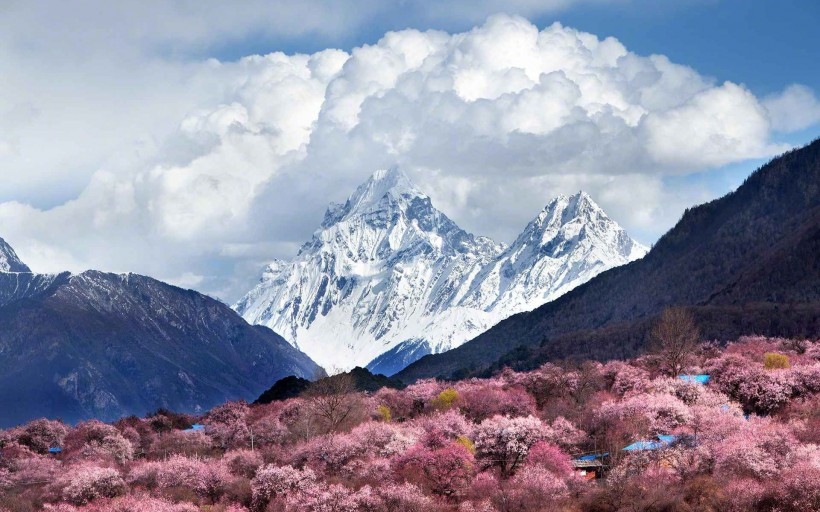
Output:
[
  {"xmin": 254, "ymin": 366, "xmax": 403, "ymax": 405},
  {"xmin": 397, "ymin": 138, "xmax": 820, "ymax": 381},
  {"xmin": 0, "ymin": 266, "xmax": 322, "ymax": 427}
]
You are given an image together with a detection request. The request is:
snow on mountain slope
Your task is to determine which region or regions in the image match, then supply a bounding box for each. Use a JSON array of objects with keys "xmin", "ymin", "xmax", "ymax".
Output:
[
  {"xmin": 0, "ymin": 237, "xmax": 31, "ymax": 273},
  {"xmin": 458, "ymin": 192, "xmax": 648, "ymax": 318},
  {"xmin": 235, "ymin": 168, "xmax": 647, "ymax": 373}
]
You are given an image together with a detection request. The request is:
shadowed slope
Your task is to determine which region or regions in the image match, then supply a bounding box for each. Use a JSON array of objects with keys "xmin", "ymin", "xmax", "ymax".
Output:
[{"xmin": 0, "ymin": 270, "xmax": 322, "ymax": 427}]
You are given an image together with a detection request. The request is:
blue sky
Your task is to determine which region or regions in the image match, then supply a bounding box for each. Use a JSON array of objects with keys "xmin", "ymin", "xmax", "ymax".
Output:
[
  {"xmin": 0, "ymin": 0, "xmax": 818, "ymax": 300},
  {"xmin": 560, "ymin": 0, "xmax": 819, "ymax": 97},
  {"xmin": 211, "ymin": 0, "xmax": 819, "ymax": 99}
]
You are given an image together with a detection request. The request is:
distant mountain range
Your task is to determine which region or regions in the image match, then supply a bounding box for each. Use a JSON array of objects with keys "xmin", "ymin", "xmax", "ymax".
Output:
[
  {"xmin": 396, "ymin": 138, "xmax": 820, "ymax": 382},
  {"xmin": 235, "ymin": 168, "xmax": 646, "ymax": 374},
  {"xmin": 0, "ymin": 243, "xmax": 321, "ymax": 427},
  {"xmin": 4, "ymin": 133, "xmax": 818, "ymax": 426}
]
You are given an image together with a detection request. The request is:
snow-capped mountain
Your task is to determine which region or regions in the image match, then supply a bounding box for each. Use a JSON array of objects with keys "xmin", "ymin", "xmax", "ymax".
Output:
[
  {"xmin": 458, "ymin": 192, "xmax": 648, "ymax": 318},
  {"xmin": 235, "ymin": 168, "xmax": 647, "ymax": 374}
]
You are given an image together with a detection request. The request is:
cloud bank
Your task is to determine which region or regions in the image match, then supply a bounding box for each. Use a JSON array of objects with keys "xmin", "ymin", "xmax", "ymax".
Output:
[{"xmin": 1, "ymin": 14, "xmax": 817, "ymax": 300}]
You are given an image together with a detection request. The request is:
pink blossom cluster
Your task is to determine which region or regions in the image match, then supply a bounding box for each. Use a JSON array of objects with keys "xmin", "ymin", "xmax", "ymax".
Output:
[{"xmin": 1, "ymin": 336, "xmax": 820, "ymax": 511}]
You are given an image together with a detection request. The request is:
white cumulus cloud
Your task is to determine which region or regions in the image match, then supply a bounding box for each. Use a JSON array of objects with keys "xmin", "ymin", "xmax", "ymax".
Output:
[
  {"xmin": 0, "ymin": 14, "xmax": 814, "ymax": 301},
  {"xmin": 763, "ymin": 84, "xmax": 820, "ymax": 132}
]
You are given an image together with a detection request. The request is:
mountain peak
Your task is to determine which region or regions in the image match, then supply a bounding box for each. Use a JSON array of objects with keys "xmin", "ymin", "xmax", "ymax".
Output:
[
  {"xmin": 544, "ymin": 190, "xmax": 597, "ymax": 214},
  {"xmin": 0, "ymin": 237, "xmax": 31, "ymax": 273},
  {"xmin": 370, "ymin": 166, "xmax": 414, "ymax": 187},
  {"xmin": 569, "ymin": 190, "xmax": 600, "ymax": 211},
  {"xmin": 349, "ymin": 166, "xmax": 424, "ymax": 209},
  {"xmin": 533, "ymin": 190, "xmax": 603, "ymax": 231},
  {"xmin": 568, "ymin": 189, "xmax": 593, "ymax": 204},
  {"xmin": 322, "ymin": 167, "xmax": 425, "ymax": 227},
  {"xmin": 506, "ymin": 190, "xmax": 647, "ymax": 273}
]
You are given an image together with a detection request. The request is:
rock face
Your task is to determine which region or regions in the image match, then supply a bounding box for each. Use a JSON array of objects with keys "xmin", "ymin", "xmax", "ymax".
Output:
[
  {"xmin": 235, "ymin": 168, "xmax": 646, "ymax": 374},
  {"xmin": 396, "ymin": 138, "xmax": 820, "ymax": 382},
  {"xmin": 0, "ymin": 237, "xmax": 31, "ymax": 272},
  {"xmin": 0, "ymin": 249, "xmax": 322, "ymax": 427}
]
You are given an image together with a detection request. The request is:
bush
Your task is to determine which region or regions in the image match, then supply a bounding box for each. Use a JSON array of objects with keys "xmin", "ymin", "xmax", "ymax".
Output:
[
  {"xmin": 376, "ymin": 404, "xmax": 392, "ymax": 422},
  {"xmin": 13, "ymin": 419, "xmax": 69, "ymax": 455},
  {"xmin": 224, "ymin": 476, "xmax": 253, "ymax": 509},
  {"xmin": 224, "ymin": 449, "xmax": 264, "ymax": 479},
  {"xmin": 62, "ymin": 465, "xmax": 126, "ymax": 505},
  {"xmin": 456, "ymin": 436, "xmax": 475, "ymax": 455},
  {"xmin": 758, "ymin": 463, "xmax": 820, "ymax": 511},
  {"xmin": 474, "ymin": 415, "xmax": 548, "ymax": 478},
  {"xmin": 763, "ymin": 352, "xmax": 790, "ymax": 370},
  {"xmin": 503, "ymin": 466, "xmax": 570, "ymax": 511},
  {"xmin": 250, "ymin": 465, "xmax": 315, "ymax": 511},
  {"xmin": 457, "ymin": 384, "xmax": 536, "ymax": 422},
  {"xmin": 431, "ymin": 389, "xmax": 460, "ymax": 411},
  {"xmin": 393, "ymin": 442, "xmax": 474, "ymax": 497}
]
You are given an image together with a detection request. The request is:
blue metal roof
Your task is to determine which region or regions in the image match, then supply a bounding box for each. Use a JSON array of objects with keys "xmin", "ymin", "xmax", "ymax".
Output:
[
  {"xmin": 576, "ymin": 452, "xmax": 609, "ymax": 461},
  {"xmin": 623, "ymin": 435, "xmax": 676, "ymax": 451},
  {"xmin": 48, "ymin": 446, "xmax": 62, "ymax": 453},
  {"xmin": 679, "ymin": 374, "xmax": 710, "ymax": 384},
  {"xmin": 623, "ymin": 440, "xmax": 662, "ymax": 451}
]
